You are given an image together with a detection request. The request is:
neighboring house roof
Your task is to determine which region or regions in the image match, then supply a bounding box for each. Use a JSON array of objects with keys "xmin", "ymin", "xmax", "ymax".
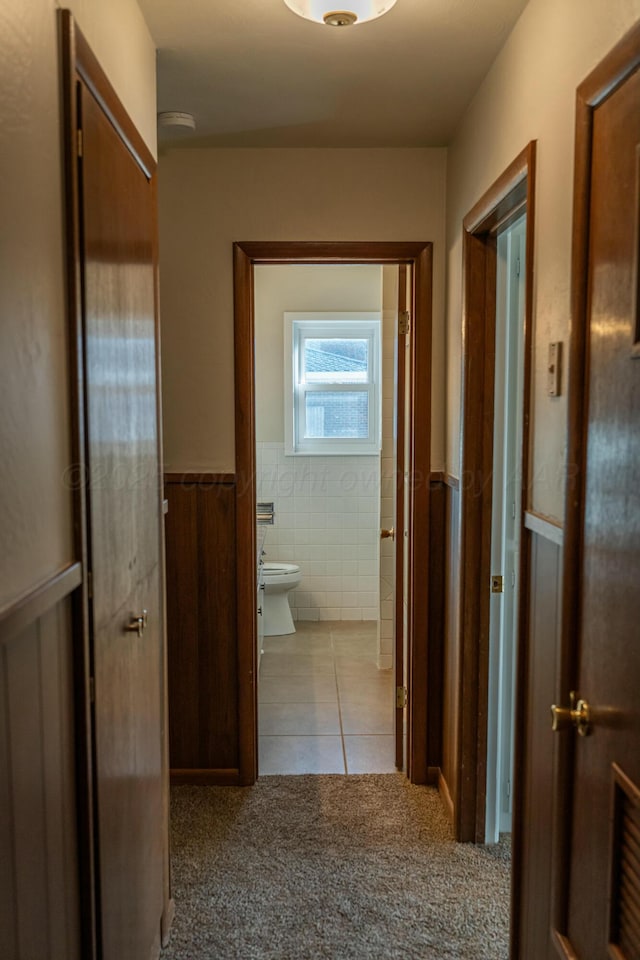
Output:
[{"xmin": 305, "ymin": 345, "xmax": 366, "ymax": 374}]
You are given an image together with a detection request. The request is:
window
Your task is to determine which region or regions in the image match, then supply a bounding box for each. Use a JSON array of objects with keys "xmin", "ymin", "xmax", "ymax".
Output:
[{"xmin": 284, "ymin": 313, "xmax": 381, "ymax": 455}]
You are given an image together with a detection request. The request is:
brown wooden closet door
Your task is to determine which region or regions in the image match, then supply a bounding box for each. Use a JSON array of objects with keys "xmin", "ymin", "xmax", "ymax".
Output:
[
  {"xmin": 80, "ymin": 83, "xmax": 163, "ymax": 960},
  {"xmin": 554, "ymin": 58, "xmax": 640, "ymax": 958}
]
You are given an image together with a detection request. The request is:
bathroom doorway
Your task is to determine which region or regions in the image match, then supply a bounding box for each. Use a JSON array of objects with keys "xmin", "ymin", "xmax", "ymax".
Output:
[
  {"xmin": 254, "ymin": 264, "xmax": 396, "ymax": 775},
  {"xmin": 233, "ymin": 241, "xmax": 433, "ymax": 786}
]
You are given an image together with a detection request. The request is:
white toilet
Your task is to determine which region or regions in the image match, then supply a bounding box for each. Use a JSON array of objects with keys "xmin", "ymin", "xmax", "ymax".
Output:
[{"xmin": 262, "ymin": 562, "xmax": 302, "ymax": 636}]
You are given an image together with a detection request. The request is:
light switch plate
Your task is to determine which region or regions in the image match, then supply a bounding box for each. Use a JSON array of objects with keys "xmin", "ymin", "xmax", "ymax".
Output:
[{"xmin": 548, "ymin": 341, "xmax": 562, "ymax": 396}]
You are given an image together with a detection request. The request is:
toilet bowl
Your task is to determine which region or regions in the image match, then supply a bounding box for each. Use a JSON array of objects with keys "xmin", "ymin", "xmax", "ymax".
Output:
[{"xmin": 262, "ymin": 561, "xmax": 302, "ymax": 636}]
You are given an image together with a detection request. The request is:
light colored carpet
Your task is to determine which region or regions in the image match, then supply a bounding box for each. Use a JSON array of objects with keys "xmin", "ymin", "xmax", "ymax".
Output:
[{"xmin": 163, "ymin": 774, "xmax": 510, "ymax": 960}]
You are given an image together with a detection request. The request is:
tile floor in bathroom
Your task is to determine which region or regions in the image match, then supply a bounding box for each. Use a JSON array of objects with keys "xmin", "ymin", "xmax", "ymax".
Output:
[{"xmin": 258, "ymin": 620, "xmax": 396, "ymax": 775}]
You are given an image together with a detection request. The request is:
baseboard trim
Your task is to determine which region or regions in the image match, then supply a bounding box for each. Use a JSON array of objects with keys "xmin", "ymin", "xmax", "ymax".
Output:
[
  {"xmin": 161, "ymin": 897, "xmax": 176, "ymax": 947},
  {"xmin": 170, "ymin": 768, "xmax": 242, "ymax": 786},
  {"xmin": 426, "ymin": 765, "xmax": 440, "ymax": 786},
  {"xmin": 438, "ymin": 770, "xmax": 455, "ymax": 826}
]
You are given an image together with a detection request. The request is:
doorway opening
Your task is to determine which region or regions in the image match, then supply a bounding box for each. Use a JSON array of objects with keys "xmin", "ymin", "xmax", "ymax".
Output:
[
  {"xmin": 233, "ymin": 241, "xmax": 433, "ymax": 787},
  {"xmin": 457, "ymin": 144, "xmax": 536, "ymax": 951},
  {"xmin": 485, "ymin": 214, "xmax": 526, "ymax": 842},
  {"xmin": 254, "ymin": 264, "xmax": 396, "ymax": 775}
]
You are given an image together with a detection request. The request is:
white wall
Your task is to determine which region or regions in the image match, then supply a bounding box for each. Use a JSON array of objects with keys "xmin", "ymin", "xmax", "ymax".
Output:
[
  {"xmin": 157, "ymin": 147, "xmax": 448, "ymax": 474},
  {"xmin": 254, "ymin": 264, "xmax": 382, "ymax": 440},
  {"xmin": 0, "ymin": 0, "xmax": 156, "ymax": 610},
  {"xmin": 445, "ymin": 0, "xmax": 640, "ymax": 520},
  {"xmin": 255, "ymin": 263, "xmax": 382, "ymax": 622}
]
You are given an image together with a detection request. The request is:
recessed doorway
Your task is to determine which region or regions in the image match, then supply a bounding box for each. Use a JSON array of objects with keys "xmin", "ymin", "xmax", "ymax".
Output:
[{"xmin": 233, "ymin": 241, "xmax": 433, "ymax": 786}]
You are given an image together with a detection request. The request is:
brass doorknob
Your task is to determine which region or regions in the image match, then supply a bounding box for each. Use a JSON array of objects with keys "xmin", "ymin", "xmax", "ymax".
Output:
[
  {"xmin": 550, "ymin": 691, "xmax": 591, "ymax": 736},
  {"xmin": 381, "ymin": 528, "xmax": 395, "ymax": 541}
]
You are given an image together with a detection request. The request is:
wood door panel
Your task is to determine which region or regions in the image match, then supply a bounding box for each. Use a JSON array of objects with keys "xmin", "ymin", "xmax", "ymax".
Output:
[
  {"xmin": 559, "ymin": 40, "xmax": 640, "ymax": 959},
  {"xmin": 81, "ymin": 83, "xmax": 163, "ymax": 960}
]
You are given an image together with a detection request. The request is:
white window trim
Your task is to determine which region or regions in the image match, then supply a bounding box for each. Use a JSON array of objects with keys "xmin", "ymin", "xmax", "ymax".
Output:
[{"xmin": 284, "ymin": 312, "xmax": 381, "ymax": 456}]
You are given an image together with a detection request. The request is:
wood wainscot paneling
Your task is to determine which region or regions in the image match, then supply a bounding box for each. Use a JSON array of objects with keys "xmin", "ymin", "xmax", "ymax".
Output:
[
  {"xmin": 164, "ymin": 474, "xmax": 240, "ymax": 782},
  {"xmin": 0, "ymin": 564, "xmax": 83, "ymax": 960},
  {"xmin": 515, "ymin": 516, "xmax": 563, "ymax": 960}
]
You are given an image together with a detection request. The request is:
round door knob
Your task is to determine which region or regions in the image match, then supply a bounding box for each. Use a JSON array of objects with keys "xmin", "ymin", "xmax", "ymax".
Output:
[
  {"xmin": 550, "ymin": 691, "xmax": 591, "ymax": 736},
  {"xmin": 381, "ymin": 527, "xmax": 395, "ymax": 541}
]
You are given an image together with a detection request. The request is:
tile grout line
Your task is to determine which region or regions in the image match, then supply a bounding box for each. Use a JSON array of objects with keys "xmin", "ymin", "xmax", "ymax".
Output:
[{"xmin": 331, "ymin": 626, "xmax": 349, "ymax": 775}]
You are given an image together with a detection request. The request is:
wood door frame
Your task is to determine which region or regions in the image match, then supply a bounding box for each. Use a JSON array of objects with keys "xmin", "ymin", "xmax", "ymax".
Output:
[
  {"xmin": 233, "ymin": 241, "xmax": 433, "ymax": 784},
  {"xmin": 551, "ymin": 23, "xmax": 640, "ymax": 956},
  {"xmin": 457, "ymin": 142, "xmax": 537, "ymax": 864},
  {"xmin": 60, "ymin": 11, "xmax": 172, "ymax": 957},
  {"xmin": 395, "ymin": 264, "xmax": 408, "ymax": 770}
]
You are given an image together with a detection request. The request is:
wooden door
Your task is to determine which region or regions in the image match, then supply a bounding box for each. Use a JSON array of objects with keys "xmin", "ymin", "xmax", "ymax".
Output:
[
  {"xmin": 553, "ymin": 28, "xmax": 640, "ymax": 959},
  {"xmin": 80, "ymin": 82, "xmax": 164, "ymax": 960}
]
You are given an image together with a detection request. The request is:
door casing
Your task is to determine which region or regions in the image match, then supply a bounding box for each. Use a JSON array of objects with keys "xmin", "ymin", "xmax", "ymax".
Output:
[
  {"xmin": 233, "ymin": 241, "xmax": 433, "ymax": 785},
  {"xmin": 458, "ymin": 143, "xmax": 536, "ymax": 954}
]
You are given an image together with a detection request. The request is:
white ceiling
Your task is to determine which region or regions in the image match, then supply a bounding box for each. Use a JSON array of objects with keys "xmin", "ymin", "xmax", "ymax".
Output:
[{"xmin": 138, "ymin": 0, "xmax": 529, "ymax": 149}]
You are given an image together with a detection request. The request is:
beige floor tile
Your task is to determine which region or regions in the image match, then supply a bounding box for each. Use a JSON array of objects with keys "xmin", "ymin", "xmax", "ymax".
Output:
[
  {"xmin": 259, "ymin": 702, "xmax": 341, "ymax": 736},
  {"xmin": 259, "ymin": 652, "xmax": 335, "ymax": 677},
  {"xmin": 337, "ymin": 676, "xmax": 393, "ymax": 705},
  {"xmin": 331, "ymin": 636, "xmax": 379, "ymax": 658},
  {"xmin": 343, "ymin": 735, "xmax": 396, "ymax": 774},
  {"xmin": 330, "ymin": 621, "xmax": 377, "ymax": 637},
  {"xmin": 340, "ymin": 700, "xmax": 394, "ymax": 735},
  {"xmin": 262, "ymin": 634, "xmax": 333, "ymax": 655},
  {"xmin": 259, "ymin": 736, "xmax": 346, "ymax": 775},
  {"xmin": 258, "ymin": 675, "xmax": 338, "ymax": 704},
  {"xmin": 334, "ymin": 656, "xmax": 392, "ymax": 678}
]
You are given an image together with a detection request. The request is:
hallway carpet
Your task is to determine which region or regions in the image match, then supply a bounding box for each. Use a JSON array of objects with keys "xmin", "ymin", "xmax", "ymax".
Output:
[{"xmin": 163, "ymin": 775, "xmax": 510, "ymax": 960}]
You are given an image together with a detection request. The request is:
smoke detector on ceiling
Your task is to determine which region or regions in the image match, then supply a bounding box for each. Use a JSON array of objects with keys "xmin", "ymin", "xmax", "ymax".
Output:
[{"xmin": 157, "ymin": 112, "xmax": 196, "ymax": 136}]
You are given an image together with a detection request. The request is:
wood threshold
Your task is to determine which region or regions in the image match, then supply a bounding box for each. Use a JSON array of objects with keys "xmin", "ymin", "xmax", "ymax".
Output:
[
  {"xmin": 0, "ymin": 562, "xmax": 82, "ymax": 645},
  {"xmin": 524, "ymin": 510, "xmax": 564, "ymax": 547},
  {"xmin": 170, "ymin": 768, "xmax": 242, "ymax": 785}
]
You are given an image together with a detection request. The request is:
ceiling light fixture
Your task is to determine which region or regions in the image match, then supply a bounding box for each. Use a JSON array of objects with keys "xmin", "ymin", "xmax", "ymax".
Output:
[{"xmin": 283, "ymin": 0, "xmax": 398, "ymax": 27}]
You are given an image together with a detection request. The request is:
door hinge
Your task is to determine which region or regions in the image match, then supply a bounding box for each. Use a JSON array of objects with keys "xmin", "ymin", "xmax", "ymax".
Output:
[
  {"xmin": 87, "ymin": 570, "xmax": 93, "ymax": 599},
  {"xmin": 398, "ymin": 311, "xmax": 410, "ymax": 336},
  {"xmin": 515, "ymin": 257, "xmax": 521, "ymax": 278},
  {"xmin": 77, "ymin": 129, "xmax": 83, "ymax": 158},
  {"xmin": 506, "ymin": 779, "xmax": 511, "ymax": 799},
  {"xmin": 89, "ymin": 677, "xmax": 95, "ymax": 703},
  {"xmin": 511, "ymin": 570, "xmax": 516, "ymax": 588},
  {"xmin": 396, "ymin": 685, "xmax": 407, "ymax": 709},
  {"xmin": 491, "ymin": 575, "xmax": 504, "ymax": 594}
]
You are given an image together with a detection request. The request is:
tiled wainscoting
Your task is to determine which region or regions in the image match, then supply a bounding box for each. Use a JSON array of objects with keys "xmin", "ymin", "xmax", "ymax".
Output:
[
  {"xmin": 256, "ymin": 442, "xmax": 380, "ymax": 621},
  {"xmin": 258, "ymin": 621, "xmax": 395, "ymax": 775}
]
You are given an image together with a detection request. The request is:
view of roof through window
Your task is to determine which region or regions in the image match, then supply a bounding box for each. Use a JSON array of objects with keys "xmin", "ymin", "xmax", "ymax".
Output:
[{"xmin": 304, "ymin": 338, "xmax": 368, "ymax": 383}]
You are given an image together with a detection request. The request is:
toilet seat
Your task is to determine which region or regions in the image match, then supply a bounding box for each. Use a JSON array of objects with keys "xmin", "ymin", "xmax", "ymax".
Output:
[{"xmin": 263, "ymin": 561, "xmax": 300, "ymax": 577}]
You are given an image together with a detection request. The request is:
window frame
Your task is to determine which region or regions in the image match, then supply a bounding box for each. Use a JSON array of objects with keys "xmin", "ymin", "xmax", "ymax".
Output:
[{"xmin": 284, "ymin": 312, "xmax": 382, "ymax": 456}]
